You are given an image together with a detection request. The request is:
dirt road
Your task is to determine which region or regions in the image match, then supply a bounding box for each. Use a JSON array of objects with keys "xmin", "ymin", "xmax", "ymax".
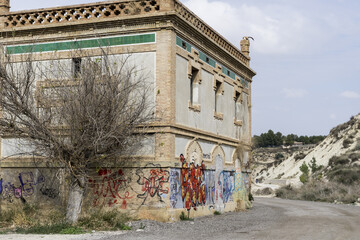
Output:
[{"xmin": 2, "ymin": 197, "xmax": 360, "ymax": 240}]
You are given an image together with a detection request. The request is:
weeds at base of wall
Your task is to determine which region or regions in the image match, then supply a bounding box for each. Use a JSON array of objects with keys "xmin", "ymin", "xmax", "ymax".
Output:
[
  {"xmin": 248, "ymin": 192, "xmax": 254, "ymax": 201},
  {"xmin": 77, "ymin": 210, "xmax": 132, "ymax": 231},
  {"xmin": 179, "ymin": 211, "xmax": 193, "ymax": 221},
  {"xmin": 0, "ymin": 203, "xmax": 64, "ymax": 228},
  {"xmin": 0, "ymin": 205, "xmax": 132, "ymax": 234},
  {"xmin": 213, "ymin": 211, "xmax": 221, "ymax": 215},
  {"xmin": 15, "ymin": 223, "xmax": 85, "ymax": 234}
]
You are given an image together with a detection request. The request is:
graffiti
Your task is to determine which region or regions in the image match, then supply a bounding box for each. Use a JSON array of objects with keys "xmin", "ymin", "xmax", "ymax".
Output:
[
  {"xmin": 170, "ymin": 169, "xmax": 180, "ymax": 208},
  {"xmin": 218, "ymin": 171, "xmax": 234, "ymax": 204},
  {"xmin": 233, "ymin": 172, "xmax": 247, "ymax": 208},
  {"xmin": 214, "ymin": 155, "xmax": 224, "ymax": 211},
  {"xmin": 19, "ymin": 172, "xmax": 45, "ymax": 197},
  {"xmin": 40, "ymin": 186, "xmax": 58, "ymax": 199},
  {"xmin": 170, "ymin": 154, "xmax": 246, "ymax": 212},
  {"xmin": 136, "ymin": 163, "xmax": 169, "ymax": 205},
  {"xmin": 1, "ymin": 172, "xmax": 45, "ymax": 203},
  {"xmin": 203, "ymin": 153, "xmax": 211, "ymax": 160},
  {"xmin": 203, "ymin": 171, "xmax": 214, "ymax": 206},
  {"xmin": 89, "ymin": 168, "xmax": 133, "ymax": 208},
  {"xmin": 179, "ymin": 154, "xmax": 206, "ymax": 211}
]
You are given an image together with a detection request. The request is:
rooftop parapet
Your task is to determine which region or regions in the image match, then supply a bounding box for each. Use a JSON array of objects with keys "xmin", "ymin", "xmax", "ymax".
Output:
[{"xmin": 0, "ymin": 0, "xmax": 251, "ymax": 66}]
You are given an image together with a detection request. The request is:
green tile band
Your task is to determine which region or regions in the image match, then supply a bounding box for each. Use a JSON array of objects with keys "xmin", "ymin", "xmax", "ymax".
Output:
[
  {"xmin": 176, "ymin": 35, "xmax": 249, "ymax": 88},
  {"xmin": 6, "ymin": 33, "xmax": 156, "ymax": 55}
]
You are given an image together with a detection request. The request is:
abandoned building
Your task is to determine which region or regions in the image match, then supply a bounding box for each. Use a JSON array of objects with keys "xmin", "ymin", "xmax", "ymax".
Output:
[{"xmin": 0, "ymin": 0, "xmax": 256, "ymax": 221}]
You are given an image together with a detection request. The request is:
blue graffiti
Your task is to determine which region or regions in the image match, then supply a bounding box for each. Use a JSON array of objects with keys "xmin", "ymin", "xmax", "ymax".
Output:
[
  {"xmin": 218, "ymin": 171, "xmax": 234, "ymax": 203},
  {"xmin": 0, "ymin": 178, "xmax": 3, "ymax": 194},
  {"xmin": 18, "ymin": 172, "xmax": 45, "ymax": 197}
]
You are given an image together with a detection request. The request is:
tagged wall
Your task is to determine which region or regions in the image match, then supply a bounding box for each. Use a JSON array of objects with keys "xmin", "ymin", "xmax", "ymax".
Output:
[
  {"xmin": 169, "ymin": 154, "xmax": 248, "ymax": 213},
  {"xmin": 0, "ymin": 168, "xmax": 63, "ymax": 206}
]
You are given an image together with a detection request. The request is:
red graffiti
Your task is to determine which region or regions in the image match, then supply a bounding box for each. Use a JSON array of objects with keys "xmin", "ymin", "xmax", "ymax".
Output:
[
  {"xmin": 180, "ymin": 154, "xmax": 206, "ymax": 211},
  {"xmin": 136, "ymin": 163, "xmax": 169, "ymax": 205},
  {"xmin": 89, "ymin": 168, "xmax": 133, "ymax": 208}
]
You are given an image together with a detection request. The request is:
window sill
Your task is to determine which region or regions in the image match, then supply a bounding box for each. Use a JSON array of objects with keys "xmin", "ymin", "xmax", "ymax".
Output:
[
  {"xmin": 214, "ymin": 111, "xmax": 224, "ymax": 120},
  {"xmin": 188, "ymin": 101, "xmax": 201, "ymax": 112},
  {"xmin": 234, "ymin": 119, "xmax": 243, "ymax": 126}
]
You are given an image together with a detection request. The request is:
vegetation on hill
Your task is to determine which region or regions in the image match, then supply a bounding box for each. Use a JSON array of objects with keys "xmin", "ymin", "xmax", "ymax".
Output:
[
  {"xmin": 253, "ymin": 130, "xmax": 325, "ymax": 148},
  {"xmin": 275, "ymin": 121, "xmax": 360, "ymax": 204}
]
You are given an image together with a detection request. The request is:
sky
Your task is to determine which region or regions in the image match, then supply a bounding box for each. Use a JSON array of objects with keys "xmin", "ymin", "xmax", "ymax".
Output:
[{"xmin": 10, "ymin": 0, "xmax": 360, "ymax": 136}]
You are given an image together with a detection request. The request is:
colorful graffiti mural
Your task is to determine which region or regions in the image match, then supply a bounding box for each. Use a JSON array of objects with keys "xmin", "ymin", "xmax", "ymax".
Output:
[
  {"xmin": 89, "ymin": 168, "xmax": 133, "ymax": 208},
  {"xmin": 218, "ymin": 171, "xmax": 234, "ymax": 204},
  {"xmin": 180, "ymin": 154, "xmax": 206, "ymax": 211},
  {"xmin": 170, "ymin": 154, "xmax": 247, "ymax": 212},
  {"xmin": 136, "ymin": 163, "xmax": 170, "ymax": 205}
]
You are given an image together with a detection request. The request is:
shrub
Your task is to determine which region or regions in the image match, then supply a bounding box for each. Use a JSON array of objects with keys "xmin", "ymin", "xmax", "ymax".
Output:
[
  {"xmin": 275, "ymin": 153, "xmax": 285, "ymax": 160},
  {"xmin": 343, "ymin": 138, "xmax": 353, "ymax": 148},
  {"xmin": 213, "ymin": 211, "xmax": 221, "ymax": 215},
  {"xmin": 328, "ymin": 156, "xmax": 350, "ymax": 166},
  {"xmin": 179, "ymin": 211, "xmax": 193, "ymax": 221},
  {"xmin": 78, "ymin": 210, "xmax": 131, "ymax": 230},
  {"xmin": 276, "ymin": 180, "xmax": 360, "ymax": 204},
  {"xmin": 299, "ymin": 162, "xmax": 309, "ymax": 183},
  {"xmin": 15, "ymin": 223, "xmax": 85, "ymax": 234},
  {"xmin": 248, "ymin": 192, "xmax": 254, "ymax": 201},
  {"xmin": 327, "ymin": 167, "xmax": 360, "ymax": 185},
  {"xmin": 294, "ymin": 153, "xmax": 306, "ymax": 161},
  {"xmin": 355, "ymin": 142, "xmax": 360, "ymax": 151},
  {"xmin": 309, "ymin": 158, "xmax": 322, "ymax": 173}
]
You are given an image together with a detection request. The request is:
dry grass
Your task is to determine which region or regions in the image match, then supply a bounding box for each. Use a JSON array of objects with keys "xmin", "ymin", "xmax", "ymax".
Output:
[{"xmin": 275, "ymin": 181, "xmax": 360, "ymax": 204}]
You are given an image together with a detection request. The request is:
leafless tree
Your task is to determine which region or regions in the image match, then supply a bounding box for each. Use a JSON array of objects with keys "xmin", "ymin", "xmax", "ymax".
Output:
[{"xmin": 0, "ymin": 48, "xmax": 155, "ymax": 223}]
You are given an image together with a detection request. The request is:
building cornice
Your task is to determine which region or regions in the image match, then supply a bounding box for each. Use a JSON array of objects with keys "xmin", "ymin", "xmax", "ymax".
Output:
[{"xmin": 0, "ymin": 0, "xmax": 254, "ymax": 71}]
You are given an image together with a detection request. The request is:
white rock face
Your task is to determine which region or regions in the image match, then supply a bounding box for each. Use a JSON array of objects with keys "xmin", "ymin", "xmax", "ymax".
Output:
[{"xmin": 252, "ymin": 114, "xmax": 360, "ymax": 188}]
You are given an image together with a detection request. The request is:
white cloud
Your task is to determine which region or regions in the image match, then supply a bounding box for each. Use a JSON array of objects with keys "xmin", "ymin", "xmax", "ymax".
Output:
[
  {"xmin": 330, "ymin": 114, "xmax": 337, "ymax": 120},
  {"xmin": 282, "ymin": 88, "xmax": 307, "ymax": 98},
  {"xmin": 340, "ymin": 91, "xmax": 360, "ymax": 99},
  {"xmin": 182, "ymin": 0, "xmax": 324, "ymax": 55}
]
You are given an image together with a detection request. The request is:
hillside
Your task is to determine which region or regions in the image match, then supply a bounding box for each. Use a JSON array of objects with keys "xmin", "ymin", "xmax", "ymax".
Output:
[{"xmin": 252, "ymin": 114, "xmax": 360, "ymax": 194}]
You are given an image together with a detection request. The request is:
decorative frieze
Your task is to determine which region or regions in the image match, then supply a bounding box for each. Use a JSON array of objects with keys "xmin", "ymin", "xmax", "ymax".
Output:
[{"xmin": 3, "ymin": 0, "xmax": 160, "ymax": 28}]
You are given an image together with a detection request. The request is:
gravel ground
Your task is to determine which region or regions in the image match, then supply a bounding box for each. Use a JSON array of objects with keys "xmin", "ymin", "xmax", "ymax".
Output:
[{"xmin": 1, "ymin": 197, "xmax": 359, "ymax": 240}]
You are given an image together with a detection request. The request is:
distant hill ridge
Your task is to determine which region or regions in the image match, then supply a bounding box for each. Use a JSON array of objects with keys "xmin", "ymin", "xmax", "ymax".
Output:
[{"xmin": 252, "ymin": 114, "xmax": 360, "ymax": 186}]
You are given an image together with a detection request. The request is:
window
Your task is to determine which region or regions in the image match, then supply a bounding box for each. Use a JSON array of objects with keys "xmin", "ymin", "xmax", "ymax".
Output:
[
  {"xmin": 234, "ymin": 91, "xmax": 241, "ymax": 121},
  {"xmin": 72, "ymin": 58, "xmax": 81, "ymax": 78},
  {"xmin": 190, "ymin": 67, "xmax": 199, "ymax": 105},
  {"xmin": 214, "ymin": 80, "xmax": 222, "ymax": 113}
]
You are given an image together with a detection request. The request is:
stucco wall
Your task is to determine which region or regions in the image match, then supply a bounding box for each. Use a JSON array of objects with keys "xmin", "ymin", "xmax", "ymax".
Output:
[{"xmin": 175, "ymin": 54, "xmax": 248, "ymax": 140}]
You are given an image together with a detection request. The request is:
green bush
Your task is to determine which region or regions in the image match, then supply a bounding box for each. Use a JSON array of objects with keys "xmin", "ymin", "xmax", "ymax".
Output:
[
  {"xmin": 275, "ymin": 153, "xmax": 285, "ymax": 160},
  {"xmin": 15, "ymin": 223, "xmax": 85, "ymax": 235},
  {"xmin": 343, "ymin": 138, "xmax": 353, "ymax": 148},
  {"xmin": 213, "ymin": 211, "xmax": 221, "ymax": 215},
  {"xmin": 248, "ymin": 192, "xmax": 254, "ymax": 201},
  {"xmin": 327, "ymin": 167, "xmax": 360, "ymax": 185},
  {"xmin": 299, "ymin": 162, "xmax": 309, "ymax": 183},
  {"xmin": 309, "ymin": 158, "xmax": 322, "ymax": 173},
  {"xmin": 328, "ymin": 156, "xmax": 350, "ymax": 166},
  {"xmin": 179, "ymin": 211, "xmax": 193, "ymax": 221},
  {"xmin": 294, "ymin": 153, "xmax": 306, "ymax": 161}
]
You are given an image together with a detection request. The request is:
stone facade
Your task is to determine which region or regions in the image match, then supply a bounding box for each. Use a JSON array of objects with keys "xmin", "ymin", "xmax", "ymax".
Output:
[{"xmin": 0, "ymin": 0, "xmax": 256, "ymax": 221}]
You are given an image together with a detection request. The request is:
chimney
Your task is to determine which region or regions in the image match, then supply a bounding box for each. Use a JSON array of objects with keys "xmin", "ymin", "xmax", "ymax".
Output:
[
  {"xmin": 240, "ymin": 36, "xmax": 251, "ymax": 58},
  {"xmin": 0, "ymin": 0, "xmax": 9, "ymax": 15}
]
